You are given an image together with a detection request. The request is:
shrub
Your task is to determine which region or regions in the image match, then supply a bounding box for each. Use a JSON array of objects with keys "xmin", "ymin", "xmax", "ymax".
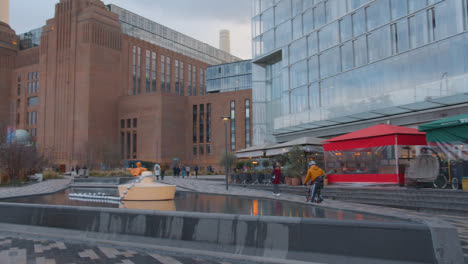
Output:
[{"xmin": 43, "ymin": 169, "xmax": 63, "ymax": 180}]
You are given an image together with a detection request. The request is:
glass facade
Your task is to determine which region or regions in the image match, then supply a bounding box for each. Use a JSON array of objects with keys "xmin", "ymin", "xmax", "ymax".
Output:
[
  {"xmin": 107, "ymin": 4, "xmax": 241, "ymax": 65},
  {"xmin": 206, "ymin": 60, "xmax": 252, "ymax": 93},
  {"xmin": 252, "ymin": 0, "xmax": 468, "ymax": 145},
  {"xmin": 19, "ymin": 27, "xmax": 42, "ymax": 50}
]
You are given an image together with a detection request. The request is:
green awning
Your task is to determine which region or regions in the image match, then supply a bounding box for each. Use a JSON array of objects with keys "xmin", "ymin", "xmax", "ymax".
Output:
[{"xmin": 419, "ymin": 113, "xmax": 468, "ymax": 143}]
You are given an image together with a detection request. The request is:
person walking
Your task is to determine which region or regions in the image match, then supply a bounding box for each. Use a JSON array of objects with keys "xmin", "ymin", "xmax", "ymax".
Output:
[
  {"xmin": 186, "ymin": 166, "xmax": 191, "ymax": 177},
  {"xmin": 304, "ymin": 161, "xmax": 326, "ymax": 203},
  {"xmin": 76, "ymin": 165, "xmax": 81, "ymax": 177},
  {"xmin": 181, "ymin": 165, "xmax": 186, "ymax": 178},
  {"xmin": 172, "ymin": 165, "xmax": 177, "ymax": 178},
  {"xmin": 176, "ymin": 165, "xmax": 181, "ymax": 177},
  {"xmin": 154, "ymin": 163, "xmax": 161, "ymax": 180},
  {"xmin": 272, "ymin": 162, "xmax": 281, "ymax": 196},
  {"xmin": 160, "ymin": 164, "xmax": 166, "ymax": 180},
  {"xmin": 194, "ymin": 165, "xmax": 199, "ymax": 178}
]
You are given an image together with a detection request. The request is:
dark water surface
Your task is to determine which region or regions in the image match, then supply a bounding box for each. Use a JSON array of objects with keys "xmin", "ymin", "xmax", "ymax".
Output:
[{"xmin": 1, "ymin": 187, "xmax": 406, "ymax": 222}]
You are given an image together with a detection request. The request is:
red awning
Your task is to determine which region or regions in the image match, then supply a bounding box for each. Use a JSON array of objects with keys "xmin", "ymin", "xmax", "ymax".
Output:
[{"xmin": 323, "ymin": 124, "xmax": 427, "ymax": 151}]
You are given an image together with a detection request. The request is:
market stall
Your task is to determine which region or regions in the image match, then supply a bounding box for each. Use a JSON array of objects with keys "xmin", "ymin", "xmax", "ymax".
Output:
[
  {"xmin": 419, "ymin": 113, "xmax": 468, "ymax": 189},
  {"xmin": 323, "ymin": 124, "xmax": 427, "ymax": 184}
]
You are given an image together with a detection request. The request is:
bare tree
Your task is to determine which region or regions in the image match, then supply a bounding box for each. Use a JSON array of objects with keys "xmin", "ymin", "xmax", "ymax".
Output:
[{"xmin": 0, "ymin": 142, "xmax": 49, "ymax": 185}]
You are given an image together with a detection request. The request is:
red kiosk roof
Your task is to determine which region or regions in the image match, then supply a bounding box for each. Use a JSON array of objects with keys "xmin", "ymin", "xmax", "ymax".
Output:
[{"xmin": 323, "ymin": 124, "xmax": 427, "ymax": 151}]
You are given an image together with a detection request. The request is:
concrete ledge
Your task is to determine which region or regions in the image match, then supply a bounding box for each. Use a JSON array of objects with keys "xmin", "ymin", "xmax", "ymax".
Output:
[{"xmin": 0, "ymin": 202, "xmax": 462, "ymax": 263}]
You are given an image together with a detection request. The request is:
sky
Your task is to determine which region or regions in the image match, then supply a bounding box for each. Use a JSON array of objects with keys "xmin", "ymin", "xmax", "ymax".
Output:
[{"xmin": 9, "ymin": 0, "xmax": 252, "ymax": 59}]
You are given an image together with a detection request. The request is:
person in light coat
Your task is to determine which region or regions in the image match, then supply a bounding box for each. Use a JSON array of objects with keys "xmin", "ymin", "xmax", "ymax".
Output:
[{"xmin": 154, "ymin": 163, "xmax": 161, "ymax": 180}]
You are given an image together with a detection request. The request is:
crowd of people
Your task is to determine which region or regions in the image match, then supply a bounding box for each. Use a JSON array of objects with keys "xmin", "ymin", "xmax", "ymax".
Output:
[
  {"xmin": 70, "ymin": 165, "xmax": 88, "ymax": 177},
  {"xmin": 153, "ymin": 164, "xmax": 200, "ymax": 180}
]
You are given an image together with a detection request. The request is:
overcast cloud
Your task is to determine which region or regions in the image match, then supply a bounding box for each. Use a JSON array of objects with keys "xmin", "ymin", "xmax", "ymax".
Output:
[{"xmin": 10, "ymin": 0, "xmax": 252, "ymax": 59}]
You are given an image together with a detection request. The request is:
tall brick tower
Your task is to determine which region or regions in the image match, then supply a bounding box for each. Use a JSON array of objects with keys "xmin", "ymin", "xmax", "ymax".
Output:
[
  {"xmin": 0, "ymin": 0, "xmax": 17, "ymax": 134},
  {"xmin": 37, "ymin": 0, "xmax": 122, "ymax": 167}
]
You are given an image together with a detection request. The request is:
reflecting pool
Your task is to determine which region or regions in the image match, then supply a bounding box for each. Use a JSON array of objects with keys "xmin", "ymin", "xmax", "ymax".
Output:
[{"xmin": 1, "ymin": 187, "xmax": 405, "ymax": 222}]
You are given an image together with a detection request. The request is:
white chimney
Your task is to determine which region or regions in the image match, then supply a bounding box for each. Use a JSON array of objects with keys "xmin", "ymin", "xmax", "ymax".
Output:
[
  {"xmin": 219, "ymin": 29, "xmax": 230, "ymax": 54},
  {"xmin": 0, "ymin": 0, "xmax": 9, "ymax": 24}
]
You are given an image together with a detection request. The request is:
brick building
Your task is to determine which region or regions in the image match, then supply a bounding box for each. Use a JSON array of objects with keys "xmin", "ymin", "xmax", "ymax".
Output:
[{"xmin": 0, "ymin": 0, "xmax": 251, "ymax": 172}]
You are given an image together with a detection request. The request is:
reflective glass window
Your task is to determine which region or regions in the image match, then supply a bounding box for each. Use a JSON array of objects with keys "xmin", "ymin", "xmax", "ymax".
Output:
[
  {"xmin": 313, "ymin": 2, "xmax": 325, "ymax": 29},
  {"xmin": 282, "ymin": 67, "xmax": 289, "ymax": 91},
  {"xmin": 408, "ymin": 0, "xmax": 426, "ymax": 14},
  {"xmin": 366, "ymin": 0, "xmax": 390, "ymax": 31},
  {"xmin": 261, "ymin": 0, "xmax": 275, "ymax": 12},
  {"xmin": 303, "ymin": 0, "xmax": 313, "ymax": 11},
  {"xmin": 309, "ymin": 82, "xmax": 320, "ymax": 109},
  {"xmin": 253, "ymin": 15, "xmax": 261, "ymax": 37},
  {"xmin": 409, "ymin": 11, "xmax": 428, "ymax": 49},
  {"xmin": 281, "ymin": 91, "xmax": 290, "ymax": 114},
  {"xmin": 263, "ymin": 29, "xmax": 275, "ymax": 53},
  {"xmin": 307, "ymin": 32, "xmax": 318, "ymax": 56},
  {"xmin": 326, "ymin": 0, "xmax": 347, "ymax": 23},
  {"xmin": 341, "ymin": 41, "xmax": 354, "ymax": 71},
  {"xmin": 292, "ymin": 0, "xmax": 303, "ymax": 16},
  {"xmin": 352, "ymin": 8, "xmax": 366, "ymax": 37},
  {"xmin": 293, "ymin": 16, "xmax": 303, "ymax": 39},
  {"xmin": 319, "ymin": 46, "xmax": 340, "ymax": 78},
  {"xmin": 396, "ymin": 19, "xmax": 409, "ymax": 53},
  {"xmin": 434, "ymin": 0, "xmax": 464, "ymax": 40},
  {"xmin": 253, "ymin": 0, "xmax": 261, "ymax": 16},
  {"xmin": 276, "ymin": 0, "xmax": 292, "ymax": 26},
  {"xmin": 291, "ymin": 85, "xmax": 308, "ymax": 113},
  {"xmin": 368, "ymin": 26, "xmax": 391, "ymax": 62},
  {"xmin": 348, "ymin": 0, "xmax": 371, "ymax": 10},
  {"xmin": 303, "ymin": 9, "xmax": 314, "ymax": 34},
  {"xmin": 339, "ymin": 15, "xmax": 352, "ymax": 42},
  {"xmin": 390, "ymin": 0, "xmax": 407, "ymax": 20},
  {"xmin": 308, "ymin": 55, "xmax": 319, "ymax": 83},
  {"xmin": 290, "ymin": 60, "xmax": 308, "ymax": 88},
  {"xmin": 353, "ymin": 35, "xmax": 367, "ymax": 67},
  {"xmin": 276, "ymin": 20, "xmax": 292, "ymax": 48},
  {"xmin": 319, "ymin": 21, "xmax": 339, "ymax": 51},
  {"xmin": 289, "ymin": 37, "xmax": 307, "ymax": 63},
  {"xmin": 262, "ymin": 8, "xmax": 275, "ymax": 32}
]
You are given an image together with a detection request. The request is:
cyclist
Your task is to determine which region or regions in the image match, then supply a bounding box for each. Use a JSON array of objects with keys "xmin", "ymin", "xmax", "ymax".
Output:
[{"xmin": 304, "ymin": 161, "xmax": 326, "ymax": 203}]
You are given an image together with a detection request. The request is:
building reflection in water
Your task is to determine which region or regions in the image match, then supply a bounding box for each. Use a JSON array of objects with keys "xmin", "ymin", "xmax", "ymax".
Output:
[{"xmin": 2, "ymin": 188, "xmax": 399, "ymax": 222}]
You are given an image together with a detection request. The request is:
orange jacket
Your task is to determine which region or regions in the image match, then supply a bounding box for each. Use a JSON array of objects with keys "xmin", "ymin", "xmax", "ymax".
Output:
[{"xmin": 304, "ymin": 165, "xmax": 325, "ymax": 184}]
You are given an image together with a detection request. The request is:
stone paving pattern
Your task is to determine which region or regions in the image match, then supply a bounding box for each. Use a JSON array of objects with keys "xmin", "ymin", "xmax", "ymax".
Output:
[
  {"xmin": 1, "ymin": 176, "xmax": 468, "ymax": 263},
  {"xmin": 0, "ymin": 233, "xmax": 238, "ymax": 264}
]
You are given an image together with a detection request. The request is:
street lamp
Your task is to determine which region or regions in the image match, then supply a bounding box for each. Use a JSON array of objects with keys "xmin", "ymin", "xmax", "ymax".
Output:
[{"xmin": 221, "ymin": 116, "xmax": 231, "ymax": 190}]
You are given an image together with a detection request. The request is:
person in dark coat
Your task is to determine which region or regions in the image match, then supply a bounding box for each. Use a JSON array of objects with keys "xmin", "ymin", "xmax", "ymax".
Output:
[
  {"xmin": 194, "ymin": 165, "xmax": 199, "ymax": 178},
  {"xmin": 173, "ymin": 166, "xmax": 177, "ymax": 177},
  {"xmin": 272, "ymin": 162, "xmax": 281, "ymax": 196}
]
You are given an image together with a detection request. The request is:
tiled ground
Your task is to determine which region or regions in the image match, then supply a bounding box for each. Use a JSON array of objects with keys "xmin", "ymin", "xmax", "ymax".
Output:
[{"xmin": 0, "ymin": 234, "xmax": 237, "ymax": 264}]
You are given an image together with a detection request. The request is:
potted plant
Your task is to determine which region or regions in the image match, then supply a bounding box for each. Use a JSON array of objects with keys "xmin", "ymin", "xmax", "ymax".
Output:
[{"xmin": 284, "ymin": 146, "xmax": 306, "ymax": 186}]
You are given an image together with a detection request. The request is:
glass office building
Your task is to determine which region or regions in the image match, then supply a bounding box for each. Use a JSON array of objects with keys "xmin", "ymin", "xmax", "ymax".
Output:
[
  {"xmin": 107, "ymin": 5, "xmax": 241, "ymax": 65},
  {"xmin": 252, "ymin": 0, "xmax": 468, "ymax": 145},
  {"xmin": 206, "ymin": 60, "xmax": 252, "ymax": 93}
]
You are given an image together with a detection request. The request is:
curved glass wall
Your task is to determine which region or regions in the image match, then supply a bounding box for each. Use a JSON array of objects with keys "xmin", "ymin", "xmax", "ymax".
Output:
[{"xmin": 252, "ymin": 0, "xmax": 468, "ymax": 144}]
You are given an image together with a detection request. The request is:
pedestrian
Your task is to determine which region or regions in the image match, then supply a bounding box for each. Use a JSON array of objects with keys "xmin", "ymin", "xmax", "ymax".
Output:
[
  {"xmin": 154, "ymin": 163, "xmax": 161, "ymax": 180},
  {"xmin": 304, "ymin": 161, "xmax": 326, "ymax": 203},
  {"xmin": 186, "ymin": 166, "xmax": 190, "ymax": 177},
  {"xmin": 71, "ymin": 166, "xmax": 75, "ymax": 177},
  {"xmin": 181, "ymin": 165, "xmax": 186, "ymax": 178},
  {"xmin": 272, "ymin": 162, "xmax": 281, "ymax": 196},
  {"xmin": 76, "ymin": 165, "xmax": 81, "ymax": 177},
  {"xmin": 83, "ymin": 165, "xmax": 88, "ymax": 178},
  {"xmin": 194, "ymin": 165, "xmax": 199, "ymax": 178},
  {"xmin": 176, "ymin": 166, "xmax": 181, "ymax": 177},
  {"xmin": 160, "ymin": 163, "xmax": 166, "ymax": 180},
  {"xmin": 172, "ymin": 165, "xmax": 177, "ymax": 177}
]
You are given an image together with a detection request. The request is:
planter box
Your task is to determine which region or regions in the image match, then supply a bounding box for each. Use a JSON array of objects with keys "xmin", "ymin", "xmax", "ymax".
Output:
[{"xmin": 291, "ymin": 177, "xmax": 301, "ymax": 186}]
